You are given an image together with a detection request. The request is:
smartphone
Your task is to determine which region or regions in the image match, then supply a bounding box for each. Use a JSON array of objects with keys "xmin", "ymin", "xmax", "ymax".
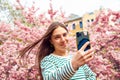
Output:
[{"xmin": 76, "ymin": 31, "xmax": 90, "ymax": 51}]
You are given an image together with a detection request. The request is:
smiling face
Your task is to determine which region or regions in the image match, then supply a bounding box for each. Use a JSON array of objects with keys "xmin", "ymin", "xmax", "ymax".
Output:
[{"xmin": 50, "ymin": 26, "xmax": 69, "ymax": 55}]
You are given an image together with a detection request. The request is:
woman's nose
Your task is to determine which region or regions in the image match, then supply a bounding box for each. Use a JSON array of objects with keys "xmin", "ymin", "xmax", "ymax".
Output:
[{"xmin": 61, "ymin": 36, "xmax": 65, "ymax": 41}]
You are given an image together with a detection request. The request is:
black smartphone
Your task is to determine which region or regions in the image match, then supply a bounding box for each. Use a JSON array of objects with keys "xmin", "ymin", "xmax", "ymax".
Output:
[{"xmin": 76, "ymin": 31, "xmax": 90, "ymax": 51}]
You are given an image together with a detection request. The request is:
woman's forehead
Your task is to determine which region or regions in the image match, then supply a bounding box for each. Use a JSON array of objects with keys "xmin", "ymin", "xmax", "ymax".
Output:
[{"xmin": 52, "ymin": 27, "xmax": 67, "ymax": 36}]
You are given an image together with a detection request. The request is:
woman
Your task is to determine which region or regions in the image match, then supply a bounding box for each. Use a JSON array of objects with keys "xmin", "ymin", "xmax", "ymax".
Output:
[{"xmin": 19, "ymin": 22, "xmax": 96, "ymax": 80}]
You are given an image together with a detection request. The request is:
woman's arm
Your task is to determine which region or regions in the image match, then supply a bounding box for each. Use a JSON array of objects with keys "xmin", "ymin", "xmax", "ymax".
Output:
[
  {"xmin": 41, "ymin": 60, "xmax": 76, "ymax": 80},
  {"xmin": 83, "ymin": 64, "xmax": 96, "ymax": 80}
]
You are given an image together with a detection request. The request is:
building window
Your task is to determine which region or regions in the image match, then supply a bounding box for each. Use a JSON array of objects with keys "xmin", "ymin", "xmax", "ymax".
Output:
[
  {"xmin": 79, "ymin": 21, "xmax": 83, "ymax": 28},
  {"xmin": 89, "ymin": 12, "xmax": 93, "ymax": 15},
  {"xmin": 87, "ymin": 20, "xmax": 90, "ymax": 22},
  {"xmin": 91, "ymin": 19, "xmax": 94, "ymax": 22},
  {"xmin": 66, "ymin": 24, "xmax": 68, "ymax": 29},
  {"xmin": 72, "ymin": 23, "xmax": 75, "ymax": 30},
  {"xmin": 66, "ymin": 24, "xmax": 68, "ymax": 27}
]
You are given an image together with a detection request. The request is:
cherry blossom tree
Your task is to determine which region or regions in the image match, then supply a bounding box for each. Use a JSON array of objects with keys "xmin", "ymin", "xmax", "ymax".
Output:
[
  {"xmin": 1, "ymin": 0, "xmax": 120, "ymax": 79},
  {"xmin": 87, "ymin": 9, "xmax": 120, "ymax": 80},
  {"xmin": 0, "ymin": 0, "xmax": 67, "ymax": 79}
]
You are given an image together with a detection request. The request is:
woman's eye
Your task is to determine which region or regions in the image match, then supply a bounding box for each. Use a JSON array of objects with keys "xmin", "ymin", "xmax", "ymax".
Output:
[
  {"xmin": 54, "ymin": 36, "xmax": 60, "ymax": 39},
  {"xmin": 53, "ymin": 33, "xmax": 67, "ymax": 39},
  {"xmin": 63, "ymin": 33, "xmax": 67, "ymax": 37}
]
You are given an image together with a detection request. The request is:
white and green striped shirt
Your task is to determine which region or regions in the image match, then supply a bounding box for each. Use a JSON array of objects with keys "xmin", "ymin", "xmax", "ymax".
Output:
[{"xmin": 41, "ymin": 54, "xmax": 96, "ymax": 80}]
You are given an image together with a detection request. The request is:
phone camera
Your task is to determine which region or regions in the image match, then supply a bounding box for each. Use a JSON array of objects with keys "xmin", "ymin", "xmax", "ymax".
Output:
[{"xmin": 77, "ymin": 32, "xmax": 81, "ymax": 37}]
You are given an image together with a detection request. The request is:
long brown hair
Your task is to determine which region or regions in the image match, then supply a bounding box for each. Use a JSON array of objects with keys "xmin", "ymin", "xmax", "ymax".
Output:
[{"xmin": 19, "ymin": 22, "xmax": 68, "ymax": 80}]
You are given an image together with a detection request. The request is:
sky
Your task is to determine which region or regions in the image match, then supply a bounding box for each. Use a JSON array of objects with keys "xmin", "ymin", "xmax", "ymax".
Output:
[
  {"xmin": 41, "ymin": 0, "xmax": 120, "ymax": 16},
  {"xmin": 11, "ymin": 0, "xmax": 120, "ymax": 17}
]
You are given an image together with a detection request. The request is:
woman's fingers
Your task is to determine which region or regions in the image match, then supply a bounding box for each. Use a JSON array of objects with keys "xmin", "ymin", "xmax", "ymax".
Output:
[
  {"xmin": 84, "ymin": 55, "xmax": 93, "ymax": 63},
  {"xmin": 85, "ymin": 48, "xmax": 94, "ymax": 55},
  {"xmin": 72, "ymin": 45, "xmax": 94, "ymax": 70},
  {"xmin": 77, "ymin": 48, "xmax": 94, "ymax": 63},
  {"xmin": 85, "ymin": 49, "xmax": 94, "ymax": 59},
  {"xmin": 79, "ymin": 41, "xmax": 90, "ymax": 51}
]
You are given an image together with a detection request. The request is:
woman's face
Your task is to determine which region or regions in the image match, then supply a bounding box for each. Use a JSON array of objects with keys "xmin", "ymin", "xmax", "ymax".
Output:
[{"xmin": 50, "ymin": 26, "xmax": 68, "ymax": 53}]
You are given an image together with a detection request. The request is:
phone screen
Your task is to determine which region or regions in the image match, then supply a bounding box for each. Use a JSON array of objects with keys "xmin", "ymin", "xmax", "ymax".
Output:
[{"xmin": 76, "ymin": 31, "xmax": 90, "ymax": 51}]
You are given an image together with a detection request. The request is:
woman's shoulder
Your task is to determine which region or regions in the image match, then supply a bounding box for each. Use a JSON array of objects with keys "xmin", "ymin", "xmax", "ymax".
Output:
[
  {"xmin": 41, "ymin": 54, "xmax": 58, "ymax": 63},
  {"xmin": 41, "ymin": 54, "xmax": 52, "ymax": 61},
  {"xmin": 41, "ymin": 53, "xmax": 70, "ymax": 63}
]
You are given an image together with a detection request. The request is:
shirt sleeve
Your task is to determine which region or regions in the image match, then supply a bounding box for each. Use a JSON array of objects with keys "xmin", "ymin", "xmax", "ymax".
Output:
[
  {"xmin": 82, "ymin": 64, "xmax": 96, "ymax": 80},
  {"xmin": 41, "ymin": 60, "xmax": 76, "ymax": 80}
]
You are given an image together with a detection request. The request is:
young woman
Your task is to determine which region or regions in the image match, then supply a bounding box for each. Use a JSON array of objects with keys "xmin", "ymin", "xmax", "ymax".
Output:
[{"xmin": 19, "ymin": 22, "xmax": 96, "ymax": 80}]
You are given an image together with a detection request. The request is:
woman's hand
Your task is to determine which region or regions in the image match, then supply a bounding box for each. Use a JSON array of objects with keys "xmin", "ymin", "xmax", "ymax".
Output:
[{"xmin": 71, "ymin": 42, "xmax": 94, "ymax": 71}]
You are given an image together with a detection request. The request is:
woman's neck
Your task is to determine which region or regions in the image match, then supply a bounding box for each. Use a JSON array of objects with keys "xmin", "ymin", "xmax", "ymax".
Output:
[{"xmin": 53, "ymin": 50, "xmax": 68, "ymax": 57}]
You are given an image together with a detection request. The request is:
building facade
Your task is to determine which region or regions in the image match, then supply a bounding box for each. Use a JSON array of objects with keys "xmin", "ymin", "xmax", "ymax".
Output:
[
  {"xmin": 65, "ymin": 17, "xmax": 83, "ymax": 36},
  {"xmin": 64, "ymin": 10, "xmax": 100, "ymax": 36}
]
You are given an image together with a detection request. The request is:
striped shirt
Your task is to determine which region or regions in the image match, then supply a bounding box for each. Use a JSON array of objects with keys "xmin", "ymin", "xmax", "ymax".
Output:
[{"xmin": 41, "ymin": 54, "xmax": 96, "ymax": 80}]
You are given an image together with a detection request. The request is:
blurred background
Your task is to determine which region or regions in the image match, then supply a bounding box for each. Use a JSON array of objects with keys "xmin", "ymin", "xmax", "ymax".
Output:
[{"xmin": 0, "ymin": 0, "xmax": 120, "ymax": 80}]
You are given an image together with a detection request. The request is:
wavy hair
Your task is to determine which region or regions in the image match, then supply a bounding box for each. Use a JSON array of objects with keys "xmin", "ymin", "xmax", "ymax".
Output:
[{"xmin": 19, "ymin": 22, "xmax": 68, "ymax": 80}]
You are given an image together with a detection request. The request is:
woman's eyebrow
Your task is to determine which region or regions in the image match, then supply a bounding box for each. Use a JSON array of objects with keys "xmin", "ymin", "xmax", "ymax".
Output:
[{"xmin": 52, "ymin": 32, "xmax": 67, "ymax": 36}]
